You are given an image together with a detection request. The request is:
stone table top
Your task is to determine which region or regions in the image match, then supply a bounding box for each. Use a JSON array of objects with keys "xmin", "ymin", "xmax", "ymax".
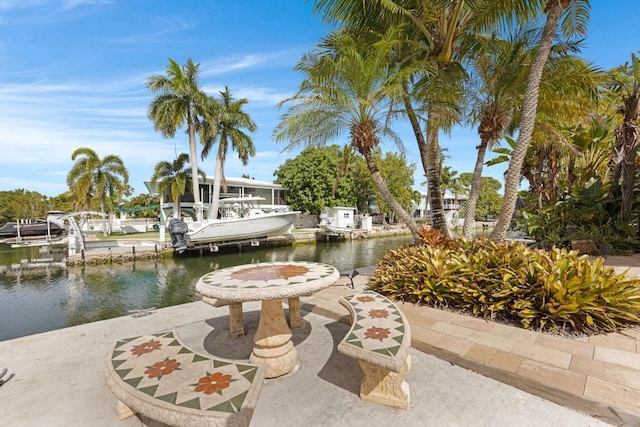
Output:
[{"xmin": 195, "ymin": 261, "xmax": 339, "ymax": 302}]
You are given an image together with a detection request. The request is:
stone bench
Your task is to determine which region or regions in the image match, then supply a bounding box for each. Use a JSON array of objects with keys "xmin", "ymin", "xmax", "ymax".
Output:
[
  {"xmin": 338, "ymin": 290, "xmax": 412, "ymax": 409},
  {"xmin": 202, "ymin": 296, "xmax": 303, "ymax": 337},
  {"xmin": 105, "ymin": 330, "xmax": 264, "ymax": 426}
]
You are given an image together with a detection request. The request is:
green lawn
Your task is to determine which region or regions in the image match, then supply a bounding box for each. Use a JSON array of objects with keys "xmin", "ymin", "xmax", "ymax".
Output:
[{"xmin": 92, "ymin": 231, "xmax": 161, "ymax": 241}]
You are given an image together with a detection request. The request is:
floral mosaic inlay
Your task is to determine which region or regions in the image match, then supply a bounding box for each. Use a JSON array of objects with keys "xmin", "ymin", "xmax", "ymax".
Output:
[
  {"xmin": 131, "ymin": 339, "xmax": 162, "ymax": 356},
  {"xmin": 144, "ymin": 358, "xmax": 182, "ymax": 379},
  {"xmin": 194, "ymin": 372, "xmax": 234, "ymax": 395},
  {"xmin": 230, "ymin": 264, "xmax": 309, "ymax": 281},
  {"xmin": 368, "ymin": 309, "xmax": 390, "ymax": 319},
  {"xmin": 341, "ymin": 291, "xmax": 407, "ymax": 357},
  {"xmin": 109, "ymin": 331, "xmax": 262, "ymax": 414},
  {"xmin": 364, "ymin": 326, "xmax": 391, "ymax": 341},
  {"xmin": 196, "ymin": 261, "xmax": 339, "ymax": 296}
]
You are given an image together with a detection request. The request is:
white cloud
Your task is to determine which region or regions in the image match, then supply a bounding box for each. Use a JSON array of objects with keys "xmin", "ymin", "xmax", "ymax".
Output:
[
  {"xmin": 103, "ymin": 17, "xmax": 192, "ymax": 44},
  {"xmin": 199, "ymin": 84, "xmax": 290, "ymax": 107},
  {"xmin": 0, "ymin": 175, "xmax": 68, "ymax": 195},
  {"xmin": 200, "ymin": 50, "xmax": 301, "ymax": 77},
  {"xmin": 0, "ymin": 0, "xmax": 47, "ymax": 11},
  {"xmin": 62, "ymin": 0, "xmax": 112, "ymax": 10}
]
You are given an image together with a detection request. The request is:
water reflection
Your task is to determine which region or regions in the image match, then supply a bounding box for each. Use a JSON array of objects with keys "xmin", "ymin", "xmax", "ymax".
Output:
[{"xmin": 0, "ymin": 235, "xmax": 413, "ymax": 341}]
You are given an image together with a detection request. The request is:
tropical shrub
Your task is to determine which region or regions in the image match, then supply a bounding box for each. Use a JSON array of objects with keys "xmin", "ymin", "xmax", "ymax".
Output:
[
  {"xmin": 369, "ymin": 230, "xmax": 640, "ymax": 334},
  {"xmin": 515, "ymin": 177, "xmax": 640, "ymax": 254}
]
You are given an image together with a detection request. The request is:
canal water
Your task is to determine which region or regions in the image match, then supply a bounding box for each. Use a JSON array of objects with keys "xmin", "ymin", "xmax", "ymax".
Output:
[{"xmin": 0, "ymin": 235, "xmax": 413, "ymax": 341}]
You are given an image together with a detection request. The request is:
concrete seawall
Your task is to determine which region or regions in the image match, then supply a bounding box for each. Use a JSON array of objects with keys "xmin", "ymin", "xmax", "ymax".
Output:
[{"xmin": 66, "ymin": 225, "xmax": 413, "ymax": 266}]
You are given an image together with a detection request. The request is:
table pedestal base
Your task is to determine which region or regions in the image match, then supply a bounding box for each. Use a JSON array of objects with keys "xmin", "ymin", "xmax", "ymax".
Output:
[{"xmin": 250, "ymin": 299, "xmax": 298, "ymax": 378}]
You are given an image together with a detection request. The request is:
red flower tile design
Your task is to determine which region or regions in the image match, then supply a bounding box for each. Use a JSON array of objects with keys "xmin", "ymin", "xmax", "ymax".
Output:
[
  {"xmin": 368, "ymin": 309, "xmax": 390, "ymax": 319},
  {"xmin": 356, "ymin": 296, "xmax": 375, "ymax": 303},
  {"xmin": 230, "ymin": 264, "xmax": 309, "ymax": 281},
  {"xmin": 131, "ymin": 339, "xmax": 162, "ymax": 356},
  {"xmin": 194, "ymin": 371, "xmax": 233, "ymax": 395},
  {"xmin": 144, "ymin": 358, "xmax": 182, "ymax": 379},
  {"xmin": 364, "ymin": 326, "xmax": 391, "ymax": 341}
]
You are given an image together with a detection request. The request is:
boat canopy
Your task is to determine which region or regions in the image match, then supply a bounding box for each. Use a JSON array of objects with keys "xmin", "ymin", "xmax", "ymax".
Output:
[{"xmin": 219, "ymin": 196, "xmax": 266, "ymax": 204}]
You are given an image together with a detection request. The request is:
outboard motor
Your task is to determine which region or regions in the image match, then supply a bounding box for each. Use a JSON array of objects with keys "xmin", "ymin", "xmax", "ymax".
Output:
[{"xmin": 167, "ymin": 218, "xmax": 189, "ymax": 254}]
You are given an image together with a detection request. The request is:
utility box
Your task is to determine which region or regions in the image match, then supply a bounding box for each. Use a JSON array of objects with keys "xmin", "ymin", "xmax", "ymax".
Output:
[{"xmin": 359, "ymin": 215, "xmax": 373, "ymax": 231}]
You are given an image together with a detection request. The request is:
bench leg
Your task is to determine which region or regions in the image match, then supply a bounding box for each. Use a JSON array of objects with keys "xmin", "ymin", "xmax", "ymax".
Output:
[
  {"xmin": 358, "ymin": 355, "xmax": 411, "ymax": 409},
  {"xmin": 228, "ymin": 302, "xmax": 245, "ymax": 338},
  {"xmin": 288, "ymin": 297, "xmax": 302, "ymax": 328},
  {"xmin": 202, "ymin": 297, "xmax": 245, "ymax": 338},
  {"xmin": 116, "ymin": 400, "xmax": 137, "ymax": 420}
]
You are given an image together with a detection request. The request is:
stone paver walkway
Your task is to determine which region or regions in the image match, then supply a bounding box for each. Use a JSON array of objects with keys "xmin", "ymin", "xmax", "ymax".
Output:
[{"xmin": 303, "ymin": 260, "xmax": 640, "ymax": 426}]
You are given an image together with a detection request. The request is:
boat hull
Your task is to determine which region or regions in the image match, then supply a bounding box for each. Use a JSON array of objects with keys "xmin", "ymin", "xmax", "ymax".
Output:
[
  {"xmin": 0, "ymin": 221, "xmax": 65, "ymax": 238},
  {"xmin": 187, "ymin": 212, "xmax": 298, "ymax": 244},
  {"xmin": 319, "ymin": 224, "xmax": 354, "ymax": 235}
]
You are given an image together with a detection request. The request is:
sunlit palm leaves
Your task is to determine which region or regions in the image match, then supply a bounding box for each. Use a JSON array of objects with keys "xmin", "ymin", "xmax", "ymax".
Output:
[
  {"xmin": 66, "ymin": 147, "xmax": 129, "ymax": 235},
  {"xmin": 274, "ymin": 27, "xmax": 421, "ymax": 239},
  {"xmin": 201, "ymin": 87, "xmax": 256, "ymax": 217},
  {"xmin": 147, "ymin": 58, "xmax": 210, "ymax": 220}
]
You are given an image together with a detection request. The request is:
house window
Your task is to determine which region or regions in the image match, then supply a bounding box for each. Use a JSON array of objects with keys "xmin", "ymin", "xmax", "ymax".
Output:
[
  {"xmin": 274, "ymin": 189, "xmax": 287, "ymax": 205},
  {"xmin": 200, "ymin": 184, "xmax": 210, "ymax": 203},
  {"xmin": 248, "ymin": 187, "xmax": 272, "ymax": 204}
]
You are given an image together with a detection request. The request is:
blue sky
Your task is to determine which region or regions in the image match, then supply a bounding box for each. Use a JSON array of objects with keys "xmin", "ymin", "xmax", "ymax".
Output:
[{"xmin": 0, "ymin": 1, "xmax": 638, "ymax": 198}]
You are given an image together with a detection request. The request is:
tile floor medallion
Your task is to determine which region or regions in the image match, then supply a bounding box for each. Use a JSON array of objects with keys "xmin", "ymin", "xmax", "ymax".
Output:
[
  {"xmin": 109, "ymin": 331, "xmax": 261, "ymax": 413},
  {"xmin": 341, "ymin": 291, "xmax": 406, "ymax": 357}
]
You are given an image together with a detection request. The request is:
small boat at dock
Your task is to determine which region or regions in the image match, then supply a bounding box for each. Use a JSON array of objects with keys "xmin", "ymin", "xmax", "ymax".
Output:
[
  {"xmin": 167, "ymin": 197, "xmax": 299, "ymax": 253},
  {"xmin": 0, "ymin": 212, "xmax": 66, "ymax": 239},
  {"xmin": 318, "ymin": 207, "xmax": 372, "ymax": 236}
]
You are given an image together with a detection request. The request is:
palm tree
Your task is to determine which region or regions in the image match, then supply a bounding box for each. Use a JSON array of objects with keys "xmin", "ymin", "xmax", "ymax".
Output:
[
  {"xmin": 274, "ymin": 28, "xmax": 421, "ymax": 240},
  {"xmin": 66, "ymin": 147, "xmax": 129, "ymax": 236},
  {"xmin": 201, "ymin": 87, "xmax": 256, "ymax": 217},
  {"xmin": 146, "ymin": 58, "xmax": 210, "ymax": 221},
  {"xmin": 151, "ymin": 153, "xmax": 206, "ymax": 219},
  {"xmin": 462, "ymin": 27, "xmax": 599, "ymax": 236},
  {"xmin": 605, "ymin": 53, "xmax": 640, "ymax": 223},
  {"xmin": 311, "ymin": 0, "xmax": 540, "ymax": 237},
  {"xmin": 490, "ymin": 0, "xmax": 590, "ymax": 241},
  {"xmin": 461, "ymin": 31, "xmax": 532, "ymax": 238}
]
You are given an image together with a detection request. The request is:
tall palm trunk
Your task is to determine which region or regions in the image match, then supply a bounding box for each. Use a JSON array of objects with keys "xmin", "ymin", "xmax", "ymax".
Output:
[
  {"xmin": 402, "ymin": 89, "xmax": 434, "ymax": 221},
  {"xmin": 211, "ymin": 146, "xmax": 224, "ymax": 220},
  {"xmin": 535, "ymin": 150, "xmax": 545, "ymax": 210},
  {"xmin": 462, "ymin": 138, "xmax": 489, "ymax": 238},
  {"xmin": 187, "ymin": 123, "xmax": 202, "ymax": 221},
  {"xmin": 491, "ymin": 1, "xmax": 567, "ymax": 241},
  {"xmin": 361, "ymin": 147, "xmax": 421, "ymax": 240},
  {"xmin": 619, "ymin": 120, "xmax": 640, "ymax": 222},
  {"xmin": 100, "ymin": 197, "xmax": 108, "ymax": 236},
  {"xmin": 174, "ymin": 187, "xmax": 182, "ymax": 218},
  {"xmin": 425, "ymin": 109, "xmax": 451, "ymax": 236},
  {"xmin": 402, "ymin": 83, "xmax": 450, "ymax": 236}
]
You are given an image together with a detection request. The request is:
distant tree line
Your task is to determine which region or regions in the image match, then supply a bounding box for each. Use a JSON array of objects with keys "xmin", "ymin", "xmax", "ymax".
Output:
[{"xmin": 274, "ymin": 145, "xmax": 419, "ymax": 221}]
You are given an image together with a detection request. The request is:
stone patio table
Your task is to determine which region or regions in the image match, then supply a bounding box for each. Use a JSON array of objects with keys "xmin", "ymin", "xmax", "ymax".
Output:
[{"xmin": 196, "ymin": 261, "xmax": 339, "ymax": 378}]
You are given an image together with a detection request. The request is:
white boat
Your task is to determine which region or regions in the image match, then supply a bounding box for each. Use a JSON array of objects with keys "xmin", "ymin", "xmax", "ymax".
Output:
[{"xmin": 167, "ymin": 197, "xmax": 299, "ymax": 253}]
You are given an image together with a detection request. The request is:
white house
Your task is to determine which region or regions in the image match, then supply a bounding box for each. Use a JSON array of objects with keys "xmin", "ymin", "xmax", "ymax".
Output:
[{"xmin": 413, "ymin": 191, "xmax": 467, "ymax": 228}]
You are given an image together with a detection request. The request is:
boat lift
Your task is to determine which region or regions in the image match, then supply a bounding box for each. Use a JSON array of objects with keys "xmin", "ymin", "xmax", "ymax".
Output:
[
  {"xmin": 207, "ymin": 238, "xmax": 264, "ymax": 253},
  {"xmin": 8, "ymin": 217, "xmax": 66, "ymax": 248}
]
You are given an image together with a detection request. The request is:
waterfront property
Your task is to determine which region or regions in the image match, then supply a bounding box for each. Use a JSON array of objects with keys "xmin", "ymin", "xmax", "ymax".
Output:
[{"xmin": 144, "ymin": 176, "xmax": 292, "ymax": 224}]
